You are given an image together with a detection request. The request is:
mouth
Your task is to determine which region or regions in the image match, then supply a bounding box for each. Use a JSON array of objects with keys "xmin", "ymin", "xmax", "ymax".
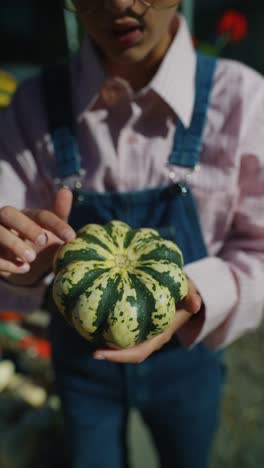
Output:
[{"xmin": 109, "ymin": 20, "xmax": 145, "ymax": 46}]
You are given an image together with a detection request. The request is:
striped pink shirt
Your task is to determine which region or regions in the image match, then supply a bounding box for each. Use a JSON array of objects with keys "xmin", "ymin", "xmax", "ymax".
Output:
[{"xmin": 0, "ymin": 16, "xmax": 263, "ymax": 349}]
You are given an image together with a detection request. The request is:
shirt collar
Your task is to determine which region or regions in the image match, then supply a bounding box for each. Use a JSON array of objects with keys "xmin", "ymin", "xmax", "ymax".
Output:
[
  {"xmin": 150, "ymin": 15, "xmax": 196, "ymax": 128},
  {"xmin": 77, "ymin": 14, "xmax": 196, "ymax": 128}
]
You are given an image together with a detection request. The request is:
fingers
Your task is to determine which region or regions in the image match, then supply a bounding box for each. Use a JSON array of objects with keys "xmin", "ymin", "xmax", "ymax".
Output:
[
  {"xmin": 0, "ymin": 189, "xmax": 75, "ymax": 278},
  {"xmin": 177, "ymin": 279, "xmax": 202, "ymax": 314},
  {"xmin": 0, "ymin": 245, "xmax": 31, "ymax": 277},
  {"xmin": 170, "ymin": 309, "xmax": 193, "ymax": 331},
  {"xmin": 0, "ymin": 206, "xmax": 74, "ymax": 271},
  {"xmin": 1, "ymin": 243, "xmax": 62, "ymax": 286},
  {"xmin": 23, "ymin": 208, "xmax": 75, "ymax": 242},
  {"xmin": 0, "ymin": 224, "xmax": 37, "ymax": 265},
  {"xmin": 0, "ymin": 206, "xmax": 49, "ymax": 248},
  {"xmin": 0, "ymin": 201, "xmax": 75, "ymax": 248},
  {"xmin": 0, "ymin": 258, "xmax": 30, "ymax": 276},
  {"xmin": 93, "ymin": 310, "xmax": 191, "ymax": 364},
  {"xmin": 52, "ymin": 188, "xmax": 73, "ymax": 222},
  {"xmin": 25, "ymin": 188, "xmax": 75, "ymax": 241},
  {"xmin": 94, "ymin": 339, "xmax": 160, "ymax": 364}
]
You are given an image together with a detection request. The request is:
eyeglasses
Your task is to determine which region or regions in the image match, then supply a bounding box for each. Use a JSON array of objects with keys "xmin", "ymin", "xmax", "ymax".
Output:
[{"xmin": 65, "ymin": 0, "xmax": 179, "ymax": 15}]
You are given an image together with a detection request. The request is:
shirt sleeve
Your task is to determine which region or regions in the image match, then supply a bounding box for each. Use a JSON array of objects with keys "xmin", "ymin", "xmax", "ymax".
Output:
[
  {"xmin": 0, "ymin": 275, "xmax": 54, "ymax": 314},
  {"xmin": 0, "ymin": 78, "xmax": 54, "ymax": 314},
  {"xmin": 177, "ymin": 64, "xmax": 264, "ymax": 350}
]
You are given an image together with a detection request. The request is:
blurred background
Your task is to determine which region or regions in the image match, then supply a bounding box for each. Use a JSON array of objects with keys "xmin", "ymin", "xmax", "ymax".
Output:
[{"xmin": 0, "ymin": 1, "xmax": 263, "ymax": 467}]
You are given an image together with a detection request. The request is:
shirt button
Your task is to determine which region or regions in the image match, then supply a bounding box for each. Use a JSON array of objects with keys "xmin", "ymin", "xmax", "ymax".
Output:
[{"xmin": 168, "ymin": 169, "xmax": 177, "ymax": 181}]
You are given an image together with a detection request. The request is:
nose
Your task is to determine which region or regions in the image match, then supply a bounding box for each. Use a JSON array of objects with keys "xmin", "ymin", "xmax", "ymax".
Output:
[{"xmin": 104, "ymin": 0, "xmax": 136, "ymax": 14}]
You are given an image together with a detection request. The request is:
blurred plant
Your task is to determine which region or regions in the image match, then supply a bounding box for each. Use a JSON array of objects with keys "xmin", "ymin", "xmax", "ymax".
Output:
[{"xmin": 196, "ymin": 9, "xmax": 248, "ymax": 57}]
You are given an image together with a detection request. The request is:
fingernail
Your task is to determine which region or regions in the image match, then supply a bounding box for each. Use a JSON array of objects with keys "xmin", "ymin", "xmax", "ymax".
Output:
[
  {"xmin": 94, "ymin": 354, "xmax": 105, "ymax": 360},
  {"xmin": 24, "ymin": 249, "xmax": 36, "ymax": 262},
  {"xmin": 62, "ymin": 230, "xmax": 75, "ymax": 242},
  {"xmin": 19, "ymin": 263, "xmax": 30, "ymax": 272},
  {"xmin": 35, "ymin": 232, "xmax": 48, "ymax": 247}
]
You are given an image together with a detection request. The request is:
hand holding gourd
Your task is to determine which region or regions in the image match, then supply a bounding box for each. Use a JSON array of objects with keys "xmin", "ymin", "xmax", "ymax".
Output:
[{"xmin": 93, "ymin": 278, "xmax": 202, "ymax": 364}]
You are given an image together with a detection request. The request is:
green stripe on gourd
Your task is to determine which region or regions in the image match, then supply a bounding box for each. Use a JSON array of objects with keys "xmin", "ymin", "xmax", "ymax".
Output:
[
  {"xmin": 78, "ymin": 224, "xmax": 116, "ymax": 252},
  {"xmin": 134, "ymin": 241, "xmax": 183, "ymax": 268},
  {"xmin": 53, "ymin": 261, "xmax": 110, "ymax": 318},
  {"xmin": 52, "ymin": 220, "xmax": 188, "ymax": 348},
  {"xmin": 71, "ymin": 271, "xmax": 120, "ymax": 342},
  {"xmin": 124, "ymin": 227, "xmax": 160, "ymax": 250},
  {"xmin": 103, "ymin": 273, "xmax": 156, "ymax": 347}
]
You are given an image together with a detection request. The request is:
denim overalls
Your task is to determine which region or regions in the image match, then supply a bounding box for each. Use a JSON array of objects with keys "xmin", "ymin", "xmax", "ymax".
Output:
[{"xmin": 44, "ymin": 53, "xmax": 225, "ymax": 468}]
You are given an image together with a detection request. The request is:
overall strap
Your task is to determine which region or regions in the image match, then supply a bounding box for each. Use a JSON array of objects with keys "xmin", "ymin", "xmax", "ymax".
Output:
[
  {"xmin": 42, "ymin": 62, "xmax": 81, "ymax": 180},
  {"xmin": 169, "ymin": 53, "xmax": 217, "ymax": 168}
]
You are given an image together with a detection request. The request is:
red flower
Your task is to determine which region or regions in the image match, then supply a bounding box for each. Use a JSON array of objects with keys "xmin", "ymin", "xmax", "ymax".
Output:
[{"xmin": 216, "ymin": 10, "xmax": 248, "ymax": 42}]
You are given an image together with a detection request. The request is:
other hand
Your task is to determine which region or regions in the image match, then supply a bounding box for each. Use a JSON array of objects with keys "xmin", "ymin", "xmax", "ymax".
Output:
[
  {"xmin": 0, "ymin": 188, "xmax": 76, "ymax": 286},
  {"xmin": 93, "ymin": 278, "xmax": 202, "ymax": 364}
]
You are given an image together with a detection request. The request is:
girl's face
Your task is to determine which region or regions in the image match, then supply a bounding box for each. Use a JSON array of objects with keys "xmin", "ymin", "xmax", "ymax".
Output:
[{"xmin": 75, "ymin": 0, "xmax": 179, "ymax": 67}]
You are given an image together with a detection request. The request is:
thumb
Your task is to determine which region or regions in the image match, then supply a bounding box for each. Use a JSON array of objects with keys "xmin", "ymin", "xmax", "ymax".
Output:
[{"xmin": 52, "ymin": 188, "xmax": 73, "ymax": 221}]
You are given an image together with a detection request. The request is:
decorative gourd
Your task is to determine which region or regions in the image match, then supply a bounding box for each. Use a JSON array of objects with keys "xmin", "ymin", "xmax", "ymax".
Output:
[{"xmin": 52, "ymin": 220, "xmax": 188, "ymax": 348}]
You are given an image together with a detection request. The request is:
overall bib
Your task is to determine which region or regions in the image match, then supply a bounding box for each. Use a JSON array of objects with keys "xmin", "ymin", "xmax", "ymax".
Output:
[{"xmin": 44, "ymin": 53, "xmax": 225, "ymax": 468}]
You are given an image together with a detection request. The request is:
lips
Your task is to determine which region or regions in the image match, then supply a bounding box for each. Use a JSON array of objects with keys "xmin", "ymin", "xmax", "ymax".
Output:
[
  {"xmin": 113, "ymin": 25, "xmax": 143, "ymax": 36},
  {"xmin": 109, "ymin": 20, "xmax": 144, "ymax": 46},
  {"xmin": 111, "ymin": 19, "xmax": 143, "ymax": 32}
]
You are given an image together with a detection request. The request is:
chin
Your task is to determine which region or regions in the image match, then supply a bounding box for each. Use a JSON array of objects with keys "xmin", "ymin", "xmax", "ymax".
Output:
[{"xmin": 109, "ymin": 47, "xmax": 151, "ymax": 66}]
